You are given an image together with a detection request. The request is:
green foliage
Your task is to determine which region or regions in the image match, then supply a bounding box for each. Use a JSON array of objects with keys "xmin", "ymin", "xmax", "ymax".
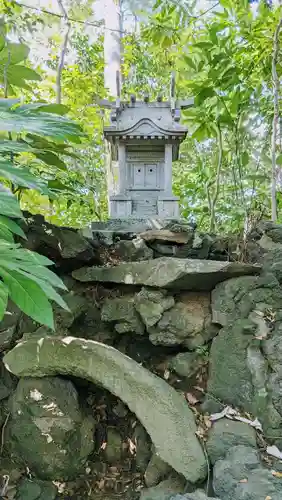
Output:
[
  {"xmin": 2, "ymin": 0, "xmax": 282, "ymax": 239},
  {"xmin": 0, "ymin": 18, "xmax": 85, "ymax": 327}
]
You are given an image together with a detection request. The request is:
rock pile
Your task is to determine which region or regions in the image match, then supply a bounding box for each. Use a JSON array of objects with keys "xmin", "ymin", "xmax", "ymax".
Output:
[{"xmin": 0, "ymin": 215, "xmax": 282, "ymax": 499}]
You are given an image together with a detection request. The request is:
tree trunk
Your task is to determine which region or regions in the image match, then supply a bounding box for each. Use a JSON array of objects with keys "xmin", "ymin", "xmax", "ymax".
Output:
[
  {"xmin": 207, "ymin": 123, "xmax": 223, "ymax": 233},
  {"xmin": 271, "ymin": 13, "xmax": 282, "ymax": 222},
  {"xmin": 103, "ymin": 0, "xmax": 122, "ymax": 210},
  {"xmin": 56, "ymin": 0, "xmax": 70, "ymax": 105}
]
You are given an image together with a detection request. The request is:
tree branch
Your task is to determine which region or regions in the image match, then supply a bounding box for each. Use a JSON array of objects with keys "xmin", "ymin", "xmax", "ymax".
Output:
[
  {"xmin": 271, "ymin": 13, "xmax": 282, "ymax": 222},
  {"xmin": 207, "ymin": 123, "xmax": 223, "ymax": 233},
  {"xmin": 11, "ymin": 0, "xmax": 122, "ymax": 33},
  {"xmin": 56, "ymin": 0, "xmax": 70, "ymax": 104}
]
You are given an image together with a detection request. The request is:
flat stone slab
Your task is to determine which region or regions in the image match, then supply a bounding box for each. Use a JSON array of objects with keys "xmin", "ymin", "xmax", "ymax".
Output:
[
  {"xmin": 72, "ymin": 257, "xmax": 261, "ymax": 290},
  {"xmin": 4, "ymin": 337, "xmax": 207, "ymax": 483},
  {"xmin": 139, "ymin": 229, "xmax": 192, "ymax": 244}
]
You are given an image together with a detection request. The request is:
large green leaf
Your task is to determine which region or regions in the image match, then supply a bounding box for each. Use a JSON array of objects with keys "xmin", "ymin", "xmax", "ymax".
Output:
[
  {"xmin": 0, "ymin": 244, "xmax": 54, "ymax": 267},
  {"xmin": 0, "ymin": 162, "xmax": 46, "ymax": 190},
  {"xmin": 0, "ymin": 215, "xmax": 26, "ymax": 239},
  {"xmin": 195, "ymin": 87, "xmax": 215, "ymax": 106},
  {"xmin": 20, "ymin": 103, "xmax": 69, "ymax": 115},
  {"xmin": 16, "ymin": 264, "xmax": 67, "ymax": 291},
  {"xmin": 35, "ymin": 151, "xmax": 66, "ymax": 170},
  {"xmin": 0, "ymin": 223, "xmax": 14, "ymax": 243},
  {"xmin": 0, "ymin": 43, "xmax": 29, "ymax": 65},
  {"xmin": 0, "ymin": 268, "xmax": 54, "ymax": 329},
  {"xmin": 7, "ymin": 66, "xmax": 42, "ymax": 82},
  {"xmin": 0, "ymin": 281, "xmax": 8, "ymax": 321},
  {"xmin": 0, "ymin": 140, "xmax": 34, "ymax": 154},
  {"xmin": 0, "ymin": 188, "xmax": 22, "ymax": 218},
  {"xmin": 0, "ymin": 104, "xmax": 84, "ymax": 142},
  {"xmin": 15, "ymin": 269, "xmax": 69, "ymax": 311}
]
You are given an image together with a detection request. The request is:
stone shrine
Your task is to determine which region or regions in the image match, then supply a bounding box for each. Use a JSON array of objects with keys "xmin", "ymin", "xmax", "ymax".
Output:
[{"xmin": 101, "ymin": 75, "xmax": 193, "ymax": 219}]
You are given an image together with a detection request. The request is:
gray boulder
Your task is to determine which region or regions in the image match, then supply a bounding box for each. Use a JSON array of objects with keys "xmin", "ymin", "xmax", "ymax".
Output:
[
  {"xmin": 4, "ymin": 337, "xmax": 207, "ymax": 483},
  {"xmin": 140, "ymin": 476, "xmax": 186, "ymax": 500},
  {"xmin": 145, "ymin": 451, "xmax": 172, "ymax": 487},
  {"xmin": 72, "ymin": 257, "xmax": 260, "ymax": 290},
  {"xmin": 169, "ymin": 352, "xmax": 205, "ymax": 379},
  {"xmin": 53, "ymin": 291, "xmax": 88, "ymax": 330},
  {"xmin": 103, "ymin": 427, "xmax": 123, "ymax": 464},
  {"xmin": 213, "ymin": 445, "xmax": 282, "ymax": 500},
  {"xmin": 0, "ymin": 359, "xmax": 17, "ymax": 401},
  {"xmin": 207, "ymin": 274, "xmax": 282, "ymax": 444},
  {"xmin": 132, "ymin": 423, "xmax": 151, "ymax": 473},
  {"xmin": 101, "ymin": 296, "xmax": 144, "ymax": 335},
  {"xmin": 7, "ymin": 377, "xmax": 95, "ymax": 480},
  {"xmin": 15, "ymin": 478, "xmax": 57, "ymax": 500},
  {"xmin": 171, "ymin": 493, "xmax": 221, "ymax": 500},
  {"xmin": 24, "ymin": 214, "xmax": 94, "ymax": 262},
  {"xmin": 148, "ymin": 293, "xmax": 211, "ymax": 347},
  {"xmin": 114, "ymin": 238, "xmax": 154, "ymax": 261},
  {"xmin": 135, "ymin": 288, "xmax": 174, "ymax": 328},
  {"xmin": 206, "ymin": 419, "xmax": 257, "ymax": 465}
]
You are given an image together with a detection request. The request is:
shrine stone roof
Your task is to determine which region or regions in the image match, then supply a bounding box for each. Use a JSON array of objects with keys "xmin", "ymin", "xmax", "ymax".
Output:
[{"xmin": 104, "ymin": 101, "xmax": 188, "ymax": 142}]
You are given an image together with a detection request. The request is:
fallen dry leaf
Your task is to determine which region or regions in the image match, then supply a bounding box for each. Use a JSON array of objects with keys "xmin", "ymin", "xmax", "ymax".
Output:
[
  {"xmin": 128, "ymin": 438, "xmax": 137, "ymax": 455},
  {"xmin": 185, "ymin": 392, "xmax": 199, "ymax": 405},
  {"xmin": 265, "ymin": 496, "xmax": 272, "ymax": 500},
  {"xmin": 97, "ymin": 479, "xmax": 105, "ymax": 490},
  {"xmin": 272, "ymin": 470, "xmax": 282, "ymax": 478},
  {"xmin": 196, "ymin": 428, "xmax": 205, "ymax": 439},
  {"xmin": 203, "ymin": 415, "xmax": 212, "ymax": 429},
  {"xmin": 239, "ymin": 478, "xmax": 248, "ymax": 483}
]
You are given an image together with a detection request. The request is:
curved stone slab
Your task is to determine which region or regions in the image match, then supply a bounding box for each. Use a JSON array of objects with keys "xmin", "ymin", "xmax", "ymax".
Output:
[
  {"xmin": 72, "ymin": 257, "xmax": 260, "ymax": 290},
  {"xmin": 4, "ymin": 337, "xmax": 207, "ymax": 483}
]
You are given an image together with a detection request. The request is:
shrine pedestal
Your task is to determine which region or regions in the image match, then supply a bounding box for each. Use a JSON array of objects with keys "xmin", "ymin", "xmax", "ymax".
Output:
[{"xmin": 109, "ymin": 194, "xmax": 179, "ymax": 219}]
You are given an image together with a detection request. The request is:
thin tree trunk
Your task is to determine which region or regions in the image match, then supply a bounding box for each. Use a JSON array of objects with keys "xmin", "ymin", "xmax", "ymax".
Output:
[
  {"xmin": 271, "ymin": 14, "xmax": 282, "ymax": 222},
  {"xmin": 207, "ymin": 124, "xmax": 223, "ymax": 233},
  {"xmin": 103, "ymin": 0, "xmax": 122, "ymax": 209},
  {"xmin": 56, "ymin": 0, "xmax": 70, "ymax": 104}
]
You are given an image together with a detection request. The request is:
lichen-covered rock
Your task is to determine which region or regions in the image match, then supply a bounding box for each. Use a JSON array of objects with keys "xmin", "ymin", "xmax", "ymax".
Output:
[
  {"xmin": 7, "ymin": 377, "xmax": 95, "ymax": 480},
  {"xmin": 114, "ymin": 238, "xmax": 154, "ymax": 262},
  {"xmin": 15, "ymin": 478, "xmax": 57, "ymax": 500},
  {"xmin": 211, "ymin": 276, "xmax": 259, "ymax": 326},
  {"xmin": 213, "ymin": 445, "xmax": 282, "ymax": 500},
  {"xmin": 169, "ymin": 352, "xmax": 205, "ymax": 379},
  {"xmin": 72, "ymin": 257, "xmax": 260, "ymax": 290},
  {"xmin": 0, "ymin": 359, "xmax": 17, "ymax": 401},
  {"xmin": 140, "ymin": 476, "xmax": 186, "ymax": 500},
  {"xmin": 4, "ymin": 337, "xmax": 207, "ymax": 483},
  {"xmin": 148, "ymin": 293, "xmax": 211, "ymax": 347},
  {"xmin": 134, "ymin": 288, "xmax": 174, "ymax": 328},
  {"xmin": 139, "ymin": 229, "xmax": 194, "ymax": 245},
  {"xmin": 206, "ymin": 320, "xmax": 258, "ymax": 414},
  {"xmin": 206, "ymin": 419, "xmax": 257, "ymax": 465},
  {"xmin": 144, "ymin": 451, "xmax": 172, "ymax": 487},
  {"xmin": 101, "ymin": 296, "xmax": 144, "ymax": 335},
  {"xmin": 172, "ymin": 493, "xmax": 221, "ymax": 500},
  {"xmin": 132, "ymin": 423, "xmax": 151, "ymax": 473},
  {"xmin": 23, "ymin": 214, "xmax": 95, "ymax": 262},
  {"xmin": 54, "ymin": 292, "xmax": 88, "ymax": 330},
  {"xmin": 207, "ymin": 274, "xmax": 282, "ymax": 444},
  {"xmin": 0, "ymin": 301, "xmax": 22, "ymax": 352},
  {"xmin": 262, "ymin": 248, "xmax": 282, "ymax": 284},
  {"xmin": 104, "ymin": 427, "xmax": 123, "ymax": 464}
]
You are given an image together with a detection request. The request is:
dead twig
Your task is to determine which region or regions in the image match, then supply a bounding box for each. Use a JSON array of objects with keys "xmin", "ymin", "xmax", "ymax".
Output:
[{"xmin": 0, "ymin": 412, "xmax": 10, "ymax": 456}]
